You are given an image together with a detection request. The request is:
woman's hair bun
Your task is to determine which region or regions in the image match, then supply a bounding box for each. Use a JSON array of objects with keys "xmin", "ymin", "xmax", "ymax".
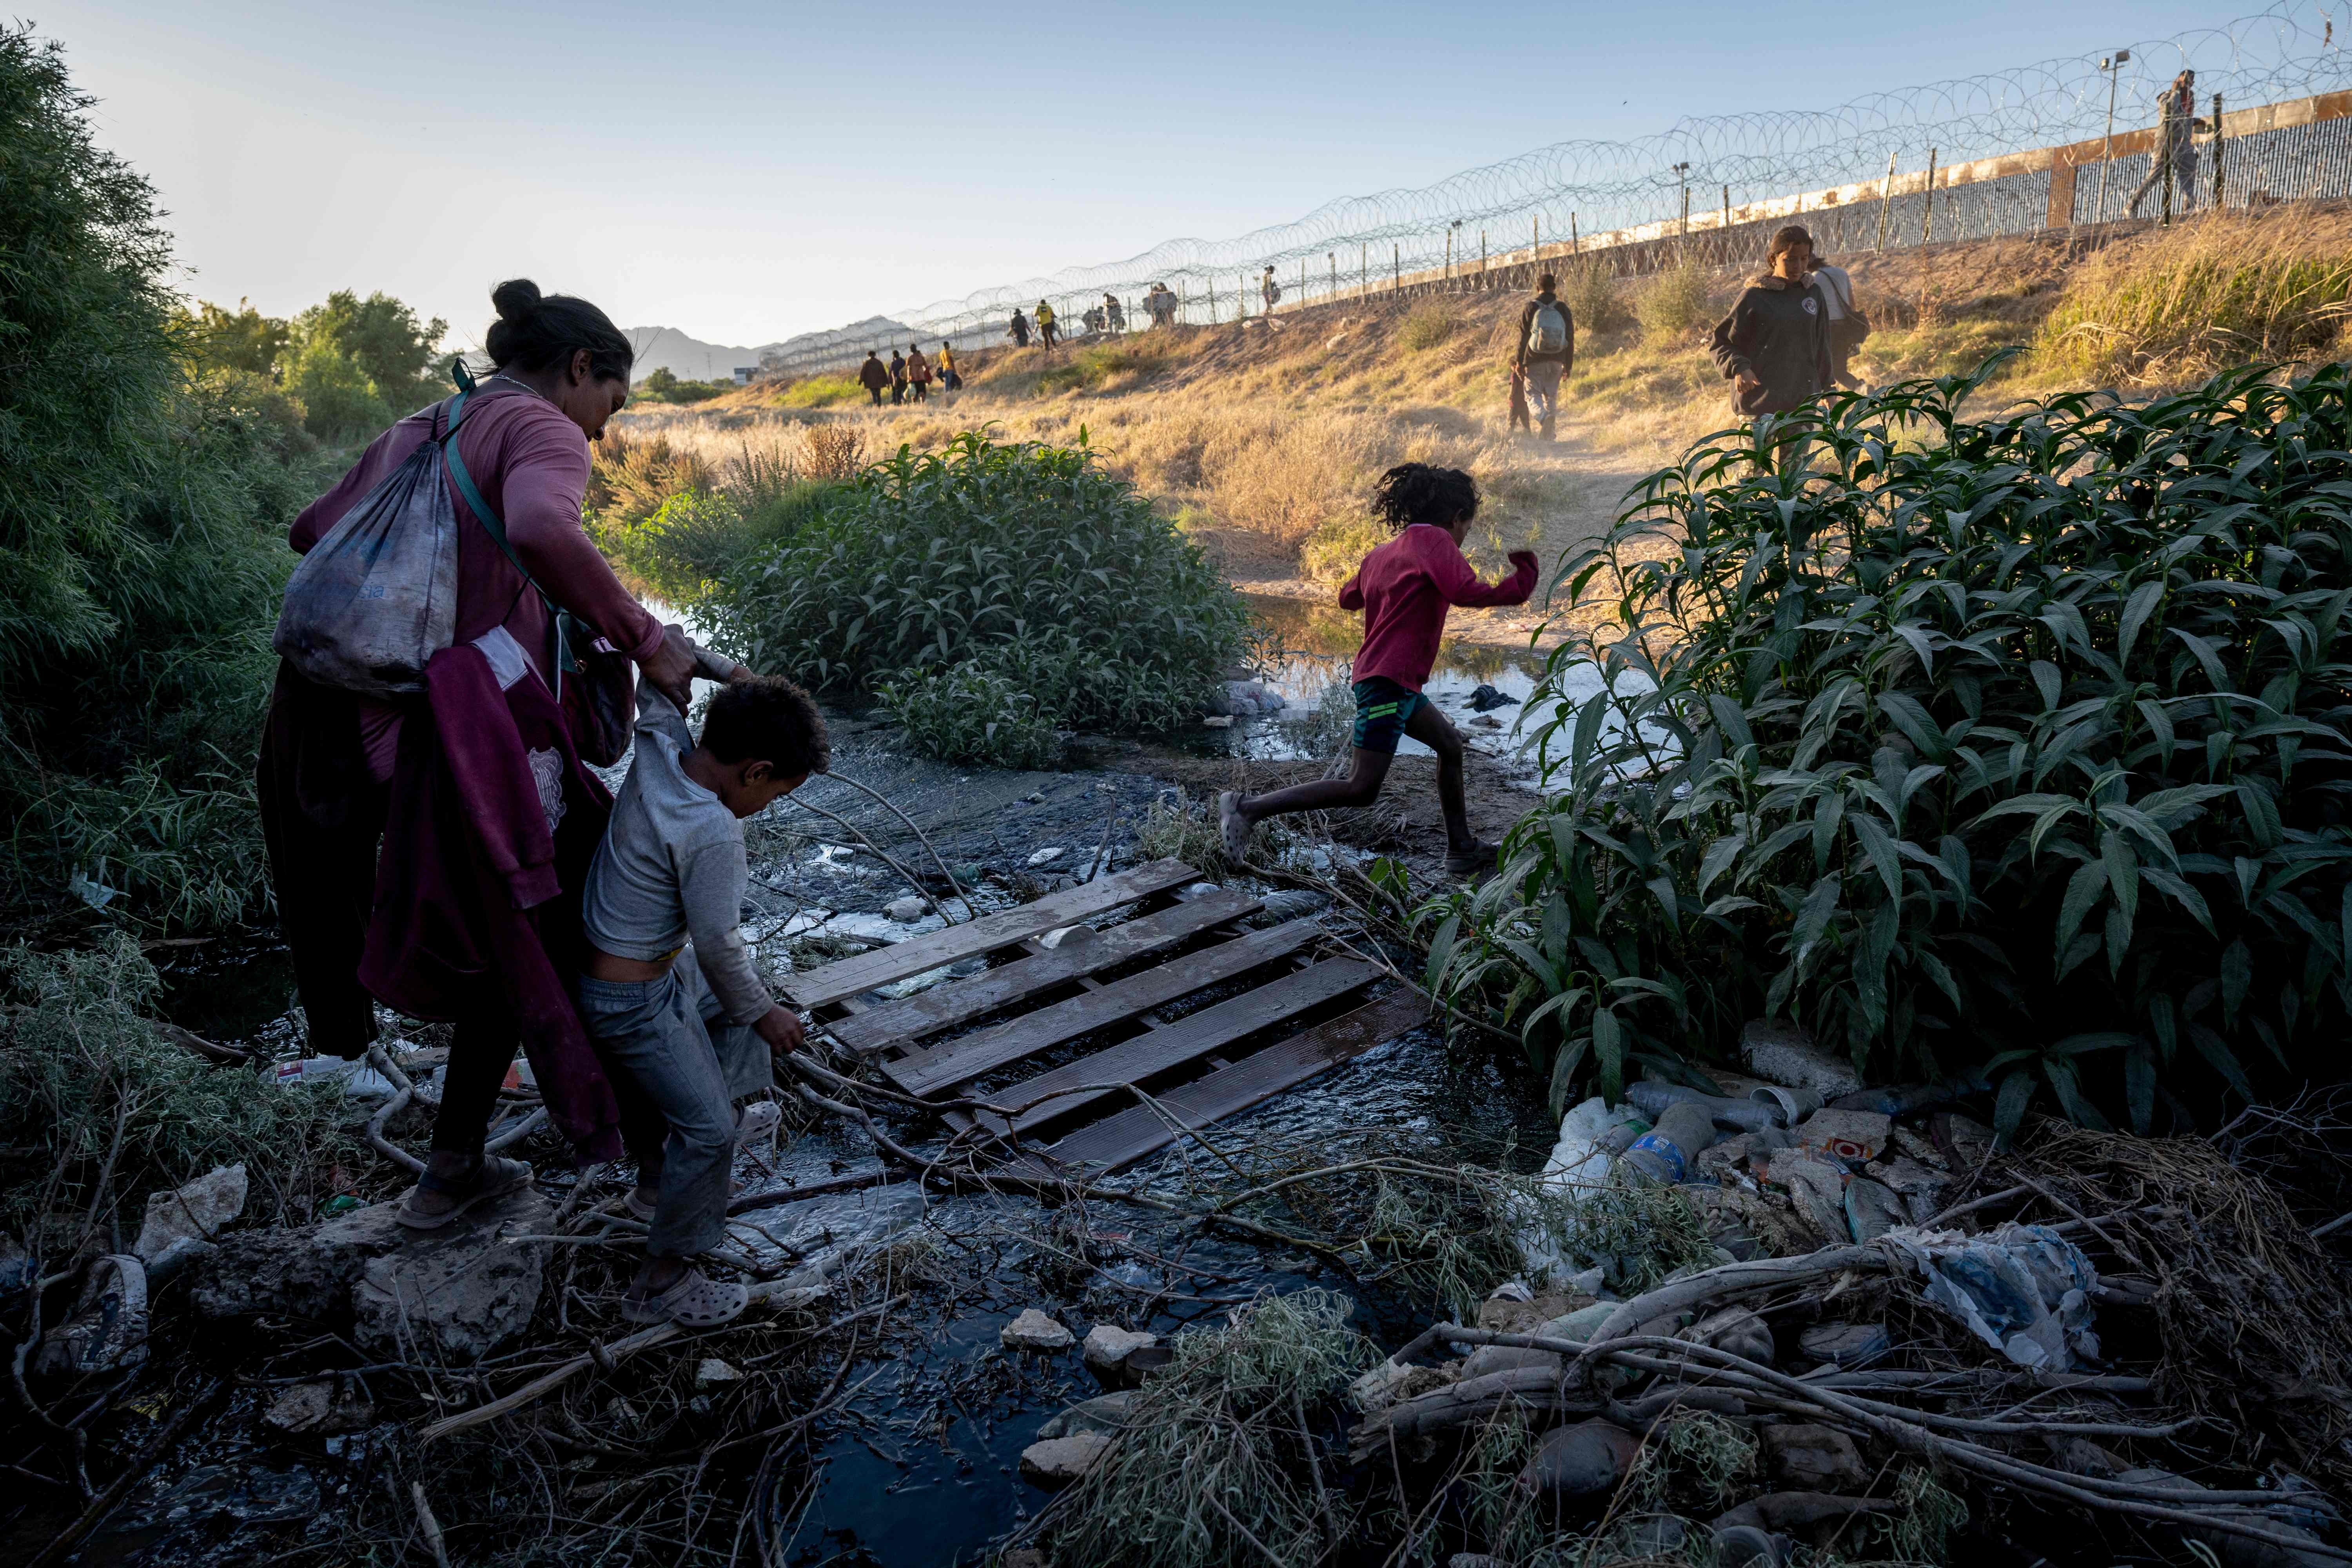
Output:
[{"xmin": 491, "ymin": 278, "xmax": 543, "ymax": 322}]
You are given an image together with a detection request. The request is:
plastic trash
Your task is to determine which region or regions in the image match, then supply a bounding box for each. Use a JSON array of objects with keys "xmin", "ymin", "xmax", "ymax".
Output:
[
  {"xmin": 33, "ymin": 1255, "xmax": 148, "ymax": 1376},
  {"xmin": 1622, "ymin": 1101, "xmax": 1722, "ymax": 1184},
  {"xmin": 1627, "ymin": 1080, "xmax": 1782, "ymax": 1134},
  {"xmin": 1519, "ymin": 1098, "xmax": 1646, "ymax": 1283},
  {"xmin": 275, "ymin": 1056, "xmax": 397, "ymax": 1102},
  {"xmin": 1843, "ymin": 1176, "xmax": 1906, "ymax": 1241},
  {"xmin": 1748, "ymin": 1084, "xmax": 1822, "ymax": 1125},
  {"xmin": 1884, "ymin": 1222, "xmax": 2100, "ymax": 1370}
]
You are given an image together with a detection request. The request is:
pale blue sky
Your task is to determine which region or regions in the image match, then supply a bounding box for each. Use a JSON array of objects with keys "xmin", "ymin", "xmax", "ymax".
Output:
[{"xmin": 47, "ymin": 0, "xmax": 2231, "ymax": 345}]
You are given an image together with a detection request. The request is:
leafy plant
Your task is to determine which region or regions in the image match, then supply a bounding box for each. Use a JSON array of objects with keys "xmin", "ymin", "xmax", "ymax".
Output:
[
  {"xmin": 1431, "ymin": 356, "xmax": 2352, "ymax": 1139},
  {"xmin": 1558, "ymin": 256, "xmax": 1630, "ymax": 336},
  {"xmin": 879, "ymin": 659, "xmax": 1062, "ymax": 769},
  {"xmin": 773, "ymin": 374, "xmax": 860, "ymax": 410},
  {"xmin": 702, "ymin": 431, "xmax": 1252, "ymax": 753},
  {"xmin": 1299, "ymin": 514, "xmax": 1389, "ymax": 584},
  {"xmin": 1399, "ymin": 299, "xmax": 1460, "ymax": 351},
  {"xmin": 1635, "ymin": 259, "xmax": 1714, "ymax": 344}
]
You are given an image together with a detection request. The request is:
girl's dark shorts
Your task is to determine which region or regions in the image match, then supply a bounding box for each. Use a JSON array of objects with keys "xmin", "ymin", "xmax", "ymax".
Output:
[{"xmin": 1350, "ymin": 677, "xmax": 1425, "ymax": 754}]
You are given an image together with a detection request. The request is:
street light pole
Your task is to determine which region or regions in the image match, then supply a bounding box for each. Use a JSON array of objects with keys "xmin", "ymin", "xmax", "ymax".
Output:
[{"xmin": 2095, "ymin": 49, "xmax": 2131, "ymax": 225}]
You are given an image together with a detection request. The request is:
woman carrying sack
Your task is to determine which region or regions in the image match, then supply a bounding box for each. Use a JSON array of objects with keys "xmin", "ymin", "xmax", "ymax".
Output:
[
  {"xmin": 259, "ymin": 279, "xmax": 701, "ymax": 1229},
  {"xmin": 1808, "ymin": 253, "xmax": 1869, "ymax": 391}
]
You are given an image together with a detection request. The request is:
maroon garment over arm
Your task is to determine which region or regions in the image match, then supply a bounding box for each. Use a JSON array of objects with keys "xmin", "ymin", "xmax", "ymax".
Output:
[
  {"xmin": 1338, "ymin": 526, "xmax": 1538, "ymax": 692},
  {"xmin": 358, "ymin": 643, "xmax": 626, "ymax": 1160}
]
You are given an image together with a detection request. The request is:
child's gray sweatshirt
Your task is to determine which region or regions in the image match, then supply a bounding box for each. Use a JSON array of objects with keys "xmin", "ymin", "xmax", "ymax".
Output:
[{"xmin": 581, "ymin": 688, "xmax": 769, "ymax": 1024}]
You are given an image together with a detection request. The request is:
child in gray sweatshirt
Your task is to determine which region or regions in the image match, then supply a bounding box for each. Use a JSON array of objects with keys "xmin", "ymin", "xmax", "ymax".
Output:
[{"xmin": 577, "ymin": 659, "xmax": 829, "ymax": 1326}]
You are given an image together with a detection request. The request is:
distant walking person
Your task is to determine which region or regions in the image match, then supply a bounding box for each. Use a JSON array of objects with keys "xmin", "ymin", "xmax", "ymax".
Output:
[
  {"xmin": 1035, "ymin": 299, "xmax": 1058, "ymax": 348},
  {"xmin": 1009, "ymin": 309, "xmax": 1031, "ymax": 348},
  {"xmin": 1510, "ymin": 272, "xmax": 1575, "ymax": 441},
  {"xmin": 1260, "ymin": 265, "xmax": 1281, "ymax": 316},
  {"xmin": 906, "ymin": 344, "xmax": 931, "ymax": 403},
  {"xmin": 1806, "ymin": 254, "xmax": 1868, "ymax": 390},
  {"xmin": 936, "ymin": 341, "xmax": 960, "ymax": 391},
  {"xmin": 887, "ymin": 349, "xmax": 907, "ymax": 405},
  {"xmin": 1105, "ymin": 293, "xmax": 1126, "ymax": 333},
  {"xmin": 1709, "ymin": 225, "xmax": 1833, "ymax": 448},
  {"xmin": 858, "ymin": 350, "xmax": 889, "ymax": 406},
  {"xmin": 2128, "ymin": 70, "xmax": 2203, "ymax": 217}
]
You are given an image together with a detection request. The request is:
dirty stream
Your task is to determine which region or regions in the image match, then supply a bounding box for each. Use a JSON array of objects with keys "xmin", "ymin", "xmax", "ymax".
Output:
[{"xmin": 98, "ymin": 704, "xmax": 1559, "ymax": 1568}]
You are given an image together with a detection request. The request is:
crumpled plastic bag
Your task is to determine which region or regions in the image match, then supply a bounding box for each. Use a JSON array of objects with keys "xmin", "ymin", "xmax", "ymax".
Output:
[{"xmin": 1882, "ymin": 1221, "xmax": 2100, "ymax": 1370}]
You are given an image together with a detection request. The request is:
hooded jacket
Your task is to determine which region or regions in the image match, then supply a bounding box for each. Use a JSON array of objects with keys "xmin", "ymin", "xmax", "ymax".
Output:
[
  {"xmin": 857, "ymin": 356, "xmax": 889, "ymax": 390},
  {"xmin": 1709, "ymin": 274, "xmax": 1833, "ymax": 416},
  {"xmin": 1514, "ymin": 292, "xmax": 1576, "ymax": 370}
]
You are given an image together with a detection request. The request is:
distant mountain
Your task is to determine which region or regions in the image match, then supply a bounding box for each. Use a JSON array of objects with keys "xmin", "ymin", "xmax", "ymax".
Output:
[{"xmin": 625, "ymin": 316, "xmax": 915, "ymax": 384}]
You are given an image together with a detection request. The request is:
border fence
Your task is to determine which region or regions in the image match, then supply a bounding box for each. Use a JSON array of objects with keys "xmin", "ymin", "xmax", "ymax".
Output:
[{"xmin": 759, "ymin": 3, "xmax": 2352, "ymax": 379}]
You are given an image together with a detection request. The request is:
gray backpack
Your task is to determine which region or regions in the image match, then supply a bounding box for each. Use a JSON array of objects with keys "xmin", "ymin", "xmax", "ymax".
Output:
[
  {"xmin": 1526, "ymin": 301, "xmax": 1570, "ymax": 355},
  {"xmin": 272, "ymin": 374, "xmax": 503, "ymax": 696}
]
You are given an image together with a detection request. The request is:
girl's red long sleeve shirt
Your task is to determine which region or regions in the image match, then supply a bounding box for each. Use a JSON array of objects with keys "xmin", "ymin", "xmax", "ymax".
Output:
[{"xmin": 1339, "ymin": 525, "xmax": 1539, "ymax": 691}]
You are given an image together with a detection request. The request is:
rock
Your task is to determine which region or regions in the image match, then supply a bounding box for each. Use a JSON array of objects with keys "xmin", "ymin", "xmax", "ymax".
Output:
[
  {"xmin": 1686, "ymin": 1306, "xmax": 1774, "ymax": 1365},
  {"xmin": 1037, "ymin": 1390, "xmax": 1136, "ymax": 1439},
  {"xmin": 1350, "ymin": 1359, "xmax": 1459, "ymax": 1412},
  {"xmin": 263, "ymin": 1379, "xmax": 374, "ymax": 1436},
  {"xmin": 1082, "ymin": 1324, "xmax": 1160, "ymax": 1384},
  {"xmin": 351, "ymin": 1189, "xmax": 555, "ymax": 1364},
  {"xmin": 1761, "ymin": 1423, "xmax": 1868, "ymax": 1491},
  {"xmin": 134, "ymin": 1163, "xmax": 248, "ymax": 1265},
  {"xmin": 1887, "ymin": 1125, "xmax": 1949, "ymax": 1170},
  {"xmin": 1711, "ymin": 1522, "xmax": 1788, "ymax": 1567},
  {"xmin": 1256, "ymin": 887, "xmax": 1327, "ymax": 921},
  {"xmin": 1461, "ymin": 1344, "xmax": 1563, "ymax": 1378},
  {"xmin": 33, "ymin": 1255, "xmax": 147, "ymax": 1377},
  {"xmin": 1740, "ymin": 1020, "xmax": 1863, "ymax": 1099},
  {"xmin": 1843, "ymin": 1176, "xmax": 1906, "ymax": 1241},
  {"xmin": 1517, "ymin": 1419, "xmax": 1641, "ymax": 1498},
  {"xmin": 1867, "ymin": 1156, "xmax": 1951, "ymax": 1224},
  {"xmin": 1477, "ymin": 1291, "xmax": 1584, "ymax": 1334},
  {"xmin": 1002, "ymin": 1308, "xmax": 1076, "ymax": 1352},
  {"xmin": 1796, "ymin": 1108, "xmax": 1890, "ymax": 1161},
  {"xmin": 884, "ymin": 896, "xmax": 926, "ymax": 923},
  {"xmin": 1020, "ymin": 1430, "xmax": 1113, "ymax": 1487},
  {"xmin": 1764, "ymin": 1149, "xmax": 1851, "ymax": 1244},
  {"xmin": 1799, "ymin": 1321, "xmax": 1892, "ymax": 1369},
  {"xmin": 696, "ymin": 1358, "xmax": 743, "ymax": 1386},
  {"xmin": 191, "ymin": 1195, "xmax": 412, "ymax": 1321},
  {"xmin": 1026, "ymin": 846, "xmax": 1065, "ymax": 866},
  {"xmin": 1201, "ymin": 715, "xmax": 1233, "ymax": 728},
  {"xmin": 1467, "ymin": 683, "xmax": 1520, "ymax": 711},
  {"xmin": 1469, "ymin": 714, "xmax": 1503, "ymax": 729}
]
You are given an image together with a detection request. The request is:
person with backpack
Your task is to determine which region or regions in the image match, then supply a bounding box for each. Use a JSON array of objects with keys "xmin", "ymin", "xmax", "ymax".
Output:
[
  {"xmin": 1511, "ymin": 273, "xmax": 1576, "ymax": 440},
  {"xmin": 1034, "ymin": 299, "xmax": 1058, "ymax": 348},
  {"xmin": 1260, "ymin": 265, "xmax": 1281, "ymax": 316},
  {"xmin": 2128, "ymin": 71, "xmax": 2204, "ymax": 217},
  {"xmin": 906, "ymin": 343, "xmax": 932, "ymax": 403},
  {"xmin": 887, "ymin": 348, "xmax": 907, "ymax": 405},
  {"xmin": 259, "ymin": 279, "xmax": 710, "ymax": 1231},
  {"xmin": 857, "ymin": 350, "xmax": 889, "ymax": 405},
  {"xmin": 1008, "ymin": 309, "xmax": 1031, "ymax": 348},
  {"xmin": 1709, "ymin": 225, "xmax": 1834, "ymax": 455},
  {"xmin": 1105, "ymin": 293, "xmax": 1126, "ymax": 333}
]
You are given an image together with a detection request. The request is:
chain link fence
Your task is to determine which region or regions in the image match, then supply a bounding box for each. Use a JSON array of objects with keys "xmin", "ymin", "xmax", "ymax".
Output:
[{"xmin": 760, "ymin": 3, "xmax": 2352, "ymax": 378}]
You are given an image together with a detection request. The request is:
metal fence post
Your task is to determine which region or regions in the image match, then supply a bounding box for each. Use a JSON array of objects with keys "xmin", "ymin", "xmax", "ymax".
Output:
[
  {"xmin": 1920, "ymin": 149, "xmax": 1939, "ymax": 244},
  {"xmin": 1393, "ymin": 242, "xmax": 1399, "ymax": 291},
  {"xmin": 1570, "ymin": 212, "xmax": 1579, "ymax": 255},
  {"xmin": 1875, "ymin": 151, "xmax": 1896, "ymax": 250},
  {"xmin": 2212, "ymin": 92, "xmax": 2225, "ymax": 209}
]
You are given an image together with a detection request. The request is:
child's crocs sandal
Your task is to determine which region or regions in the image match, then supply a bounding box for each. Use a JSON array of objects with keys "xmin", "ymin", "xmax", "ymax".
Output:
[
  {"xmin": 622, "ymin": 1267, "xmax": 750, "ymax": 1327},
  {"xmin": 396, "ymin": 1154, "xmax": 535, "ymax": 1231},
  {"xmin": 736, "ymin": 1100, "xmax": 782, "ymax": 1149},
  {"xmin": 1217, "ymin": 792, "xmax": 1252, "ymax": 864}
]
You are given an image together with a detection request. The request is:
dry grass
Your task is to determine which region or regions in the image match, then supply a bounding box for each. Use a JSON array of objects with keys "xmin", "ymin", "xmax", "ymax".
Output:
[{"xmin": 617, "ymin": 203, "xmax": 2352, "ymax": 596}]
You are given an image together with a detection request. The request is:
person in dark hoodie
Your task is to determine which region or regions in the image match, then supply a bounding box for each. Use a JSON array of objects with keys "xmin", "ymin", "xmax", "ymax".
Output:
[
  {"xmin": 887, "ymin": 348, "xmax": 907, "ymax": 405},
  {"xmin": 857, "ymin": 350, "xmax": 889, "ymax": 406},
  {"xmin": 1710, "ymin": 225, "xmax": 1834, "ymax": 464}
]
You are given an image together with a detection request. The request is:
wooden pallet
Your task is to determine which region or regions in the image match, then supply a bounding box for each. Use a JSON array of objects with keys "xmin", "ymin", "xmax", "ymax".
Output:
[{"xmin": 783, "ymin": 859, "xmax": 1429, "ymax": 1175}]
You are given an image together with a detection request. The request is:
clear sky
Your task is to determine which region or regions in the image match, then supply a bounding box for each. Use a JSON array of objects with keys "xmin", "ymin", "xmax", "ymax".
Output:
[{"xmin": 45, "ymin": 0, "xmax": 2229, "ymax": 347}]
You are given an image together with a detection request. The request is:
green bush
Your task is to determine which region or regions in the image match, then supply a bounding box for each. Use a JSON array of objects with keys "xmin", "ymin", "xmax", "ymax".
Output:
[
  {"xmin": 775, "ymin": 374, "xmax": 860, "ymax": 409},
  {"xmin": 1431, "ymin": 358, "xmax": 2352, "ymax": 1138},
  {"xmin": 703, "ymin": 432, "xmax": 1252, "ymax": 753},
  {"xmin": 880, "ymin": 660, "xmax": 1062, "ymax": 769},
  {"xmin": 597, "ymin": 483, "xmax": 840, "ymax": 606},
  {"xmin": 1399, "ymin": 299, "xmax": 1460, "ymax": 351},
  {"xmin": 0, "ymin": 936, "xmax": 353, "ymax": 1242},
  {"xmin": 1299, "ymin": 514, "xmax": 1389, "ymax": 584},
  {"xmin": 633, "ymin": 365, "xmax": 733, "ymax": 405},
  {"xmin": 1635, "ymin": 260, "xmax": 1714, "ymax": 343},
  {"xmin": 1, "ymin": 27, "xmax": 335, "ymax": 931},
  {"xmin": 1558, "ymin": 256, "xmax": 1630, "ymax": 336}
]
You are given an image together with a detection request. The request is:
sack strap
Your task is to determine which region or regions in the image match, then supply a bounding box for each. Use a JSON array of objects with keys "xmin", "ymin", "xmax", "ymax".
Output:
[{"xmin": 438, "ymin": 361, "xmax": 583, "ymax": 699}]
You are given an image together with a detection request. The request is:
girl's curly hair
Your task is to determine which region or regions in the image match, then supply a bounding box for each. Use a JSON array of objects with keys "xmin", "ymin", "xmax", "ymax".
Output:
[{"xmin": 1372, "ymin": 462, "xmax": 1478, "ymax": 531}]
